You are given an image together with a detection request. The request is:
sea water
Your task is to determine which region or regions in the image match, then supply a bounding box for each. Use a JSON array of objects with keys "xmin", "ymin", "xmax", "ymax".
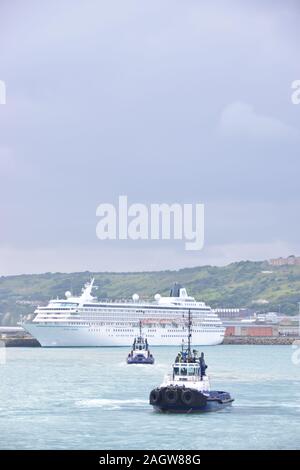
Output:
[{"xmin": 0, "ymin": 345, "xmax": 299, "ymax": 450}]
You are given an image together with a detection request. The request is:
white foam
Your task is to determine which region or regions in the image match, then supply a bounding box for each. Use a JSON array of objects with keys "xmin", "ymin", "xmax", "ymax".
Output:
[
  {"xmin": 76, "ymin": 398, "xmax": 148, "ymax": 409},
  {"xmin": 235, "ymin": 402, "xmax": 300, "ymax": 410}
]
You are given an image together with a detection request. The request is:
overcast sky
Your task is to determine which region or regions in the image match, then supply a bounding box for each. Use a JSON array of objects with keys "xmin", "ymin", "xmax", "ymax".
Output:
[{"xmin": 0, "ymin": 0, "xmax": 300, "ymax": 275}]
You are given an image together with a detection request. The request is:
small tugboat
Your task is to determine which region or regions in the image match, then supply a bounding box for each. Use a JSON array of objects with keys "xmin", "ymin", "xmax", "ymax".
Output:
[
  {"xmin": 149, "ymin": 310, "xmax": 234, "ymax": 412},
  {"xmin": 127, "ymin": 321, "xmax": 155, "ymax": 364}
]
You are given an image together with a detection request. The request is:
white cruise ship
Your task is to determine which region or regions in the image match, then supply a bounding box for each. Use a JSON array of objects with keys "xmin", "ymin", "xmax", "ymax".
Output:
[{"xmin": 22, "ymin": 280, "xmax": 224, "ymax": 347}]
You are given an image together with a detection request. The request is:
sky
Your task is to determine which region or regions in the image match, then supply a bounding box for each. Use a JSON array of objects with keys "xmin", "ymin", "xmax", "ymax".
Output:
[{"xmin": 0, "ymin": 0, "xmax": 300, "ymax": 275}]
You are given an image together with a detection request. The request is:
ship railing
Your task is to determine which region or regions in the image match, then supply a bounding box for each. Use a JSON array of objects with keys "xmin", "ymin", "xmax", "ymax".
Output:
[
  {"xmin": 96, "ymin": 298, "xmax": 153, "ymax": 303},
  {"xmin": 172, "ymin": 363, "xmax": 201, "ymax": 369},
  {"xmin": 164, "ymin": 373, "xmax": 201, "ymax": 382}
]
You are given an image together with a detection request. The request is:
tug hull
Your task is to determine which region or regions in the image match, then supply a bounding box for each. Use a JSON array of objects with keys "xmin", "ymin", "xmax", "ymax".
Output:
[
  {"xmin": 152, "ymin": 400, "xmax": 233, "ymax": 413},
  {"xmin": 150, "ymin": 387, "xmax": 234, "ymax": 413},
  {"xmin": 127, "ymin": 354, "xmax": 154, "ymax": 364}
]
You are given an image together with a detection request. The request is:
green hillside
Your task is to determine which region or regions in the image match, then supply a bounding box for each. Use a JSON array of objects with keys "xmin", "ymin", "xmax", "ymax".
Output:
[{"xmin": 1, "ymin": 260, "xmax": 300, "ymax": 325}]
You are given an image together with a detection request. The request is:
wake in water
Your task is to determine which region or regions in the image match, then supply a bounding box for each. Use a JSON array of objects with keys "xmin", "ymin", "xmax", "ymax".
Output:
[{"xmin": 76, "ymin": 398, "xmax": 148, "ymax": 410}]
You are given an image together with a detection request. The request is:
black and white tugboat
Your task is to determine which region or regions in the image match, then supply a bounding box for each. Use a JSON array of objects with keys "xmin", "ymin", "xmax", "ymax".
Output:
[
  {"xmin": 149, "ymin": 310, "xmax": 234, "ymax": 412},
  {"xmin": 127, "ymin": 321, "xmax": 155, "ymax": 364}
]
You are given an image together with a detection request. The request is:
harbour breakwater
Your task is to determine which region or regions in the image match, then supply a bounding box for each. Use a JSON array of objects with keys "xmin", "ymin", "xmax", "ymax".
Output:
[
  {"xmin": 3, "ymin": 337, "xmax": 41, "ymax": 347},
  {"xmin": 223, "ymin": 336, "xmax": 299, "ymax": 345}
]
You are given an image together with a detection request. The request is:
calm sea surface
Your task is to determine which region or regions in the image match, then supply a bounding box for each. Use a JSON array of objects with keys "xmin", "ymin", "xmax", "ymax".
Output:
[{"xmin": 0, "ymin": 345, "xmax": 299, "ymax": 450}]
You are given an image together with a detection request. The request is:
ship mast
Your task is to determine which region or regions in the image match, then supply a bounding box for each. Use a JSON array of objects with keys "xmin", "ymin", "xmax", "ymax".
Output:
[{"xmin": 187, "ymin": 309, "xmax": 192, "ymax": 360}]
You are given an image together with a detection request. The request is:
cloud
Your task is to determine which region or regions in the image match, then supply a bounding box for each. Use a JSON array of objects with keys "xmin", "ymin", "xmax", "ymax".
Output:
[
  {"xmin": 219, "ymin": 101, "xmax": 299, "ymax": 140},
  {"xmin": 0, "ymin": 147, "xmax": 15, "ymax": 175},
  {"xmin": 1, "ymin": 239, "xmax": 299, "ymax": 275},
  {"xmin": 0, "ymin": 1, "xmax": 300, "ymax": 274}
]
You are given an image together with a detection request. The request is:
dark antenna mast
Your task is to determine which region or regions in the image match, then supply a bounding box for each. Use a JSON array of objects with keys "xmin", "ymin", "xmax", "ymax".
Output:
[{"xmin": 187, "ymin": 309, "xmax": 192, "ymax": 359}]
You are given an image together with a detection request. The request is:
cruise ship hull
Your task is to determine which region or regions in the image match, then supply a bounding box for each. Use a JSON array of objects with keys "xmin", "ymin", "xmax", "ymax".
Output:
[{"xmin": 23, "ymin": 323, "xmax": 224, "ymax": 347}]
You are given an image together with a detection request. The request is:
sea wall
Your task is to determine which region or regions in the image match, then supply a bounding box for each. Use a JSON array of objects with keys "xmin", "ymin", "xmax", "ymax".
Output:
[
  {"xmin": 223, "ymin": 336, "xmax": 299, "ymax": 345},
  {"xmin": 1, "ymin": 337, "xmax": 41, "ymax": 347}
]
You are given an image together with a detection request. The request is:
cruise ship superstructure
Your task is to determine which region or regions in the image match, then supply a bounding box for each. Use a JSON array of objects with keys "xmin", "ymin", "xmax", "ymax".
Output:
[{"xmin": 22, "ymin": 280, "xmax": 225, "ymax": 347}]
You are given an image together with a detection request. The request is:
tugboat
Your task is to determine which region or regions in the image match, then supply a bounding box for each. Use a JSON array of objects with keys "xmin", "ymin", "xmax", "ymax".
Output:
[
  {"xmin": 149, "ymin": 310, "xmax": 234, "ymax": 412},
  {"xmin": 127, "ymin": 321, "xmax": 155, "ymax": 364}
]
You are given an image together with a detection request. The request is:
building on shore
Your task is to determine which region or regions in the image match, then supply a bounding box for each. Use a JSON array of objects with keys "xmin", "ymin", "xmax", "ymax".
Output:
[
  {"xmin": 269, "ymin": 255, "xmax": 300, "ymax": 266},
  {"xmin": 225, "ymin": 324, "xmax": 279, "ymax": 337},
  {"xmin": 225, "ymin": 317, "xmax": 300, "ymax": 337}
]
